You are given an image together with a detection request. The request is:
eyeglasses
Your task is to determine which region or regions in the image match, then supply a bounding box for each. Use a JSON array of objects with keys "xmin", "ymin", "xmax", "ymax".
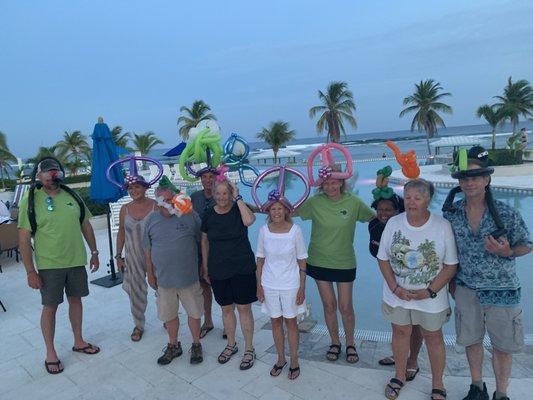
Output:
[{"xmin": 46, "ymin": 196, "xmax": 54, "ymax": 211}]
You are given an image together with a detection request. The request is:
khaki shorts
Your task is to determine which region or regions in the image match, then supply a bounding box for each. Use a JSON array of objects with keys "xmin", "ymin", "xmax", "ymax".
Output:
[
  {"xmin": 454, "ymin": 285, "xmax": 524, "ymax": 354},
  {"xmin": 382, "ymin": 302, "xmax": 451, "ymax": 332},
  {"xmin": 156, "ymin": 282, "xmax": 204, "ymax": 322}
]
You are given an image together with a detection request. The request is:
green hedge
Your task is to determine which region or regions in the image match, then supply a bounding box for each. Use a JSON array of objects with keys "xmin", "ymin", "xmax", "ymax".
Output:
[
  {"xmin": 73, "ymin": 187, "xmax": 109, "ymax": 216},
  {"xmin": 487, "ymin": 149, "xmax": 523, "ymax": 166},
  {"xmin": 64, "ymin": 174, "xmax": 91, "ymax": 184}
]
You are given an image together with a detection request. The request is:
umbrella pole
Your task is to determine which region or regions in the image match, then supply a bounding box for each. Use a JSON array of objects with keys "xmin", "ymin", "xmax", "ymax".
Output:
[{"xmin": 90, "ymin": 207, "xmax": 123, "ymax": 288}]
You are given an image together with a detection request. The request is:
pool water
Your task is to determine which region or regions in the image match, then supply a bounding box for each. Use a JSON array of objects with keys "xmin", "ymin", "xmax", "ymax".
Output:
[{"xmin": 237, "ymin": 160, "xmax": 533, "ymax": 334}]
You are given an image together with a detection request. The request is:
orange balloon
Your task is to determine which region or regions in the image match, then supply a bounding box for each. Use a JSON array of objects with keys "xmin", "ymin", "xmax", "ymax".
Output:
[{"xmin": 386, "ymin": 140, "xmax": 420, "ymax": 179}]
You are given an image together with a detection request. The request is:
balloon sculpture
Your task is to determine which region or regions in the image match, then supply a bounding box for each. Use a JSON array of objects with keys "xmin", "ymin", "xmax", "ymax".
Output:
[
  {"xmin": 371, "ymin": 166, "xmax": 394, "ymax": 201},
  {"xmin": 155, "ymin": 176, "xmax": 193, "ymax": 216},
  {"xmin": 106, "ymin": 155, "xmax": 164, "ymax": 189},
  {"xmin": 385, "ymin": 141, "xmax": 420, "ymax": 179},
  {"xmin": 306, "ymin": 142, "xmax": 353, "ymax": 187},
  {"xmin": 251, "ymin": 165, "xmax": 310, "ymax": 212},
  {"xmin": 179, "ymin": 121, "xmax": 223, "ymax": 182},
  {"xmin": 222, "ymin": 133, "xmax": 260, "ymax": 187}
]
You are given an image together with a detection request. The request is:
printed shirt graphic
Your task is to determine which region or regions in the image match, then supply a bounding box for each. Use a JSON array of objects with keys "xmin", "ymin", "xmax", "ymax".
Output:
[{"xmin": 377, "ymin": 213, "xmax": 458, "ymax": 313}]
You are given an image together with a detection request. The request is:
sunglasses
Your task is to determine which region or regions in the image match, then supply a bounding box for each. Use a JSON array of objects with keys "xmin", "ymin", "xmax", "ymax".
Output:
[{"xmin": 46, "ymin": 196, "xmax": 54, "ymax": 211}]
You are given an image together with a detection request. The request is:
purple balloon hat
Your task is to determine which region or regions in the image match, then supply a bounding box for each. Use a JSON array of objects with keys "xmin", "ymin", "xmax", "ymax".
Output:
[{"xmin": 106, "ymin": 155, "xmax": 164, "ymax": 189}]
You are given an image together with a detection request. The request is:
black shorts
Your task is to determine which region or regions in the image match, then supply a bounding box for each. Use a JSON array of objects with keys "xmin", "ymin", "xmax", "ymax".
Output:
[
  {"xmin": 306, "ymin": 263, "xmax": 356, "ymax": 282},
  {"xmin": 210, "ymin": 273, "xmax": 257, "ymax": 306},
  {"xmin": 38, "ymin": 266, "xmax": 89, "ymax": 306}
]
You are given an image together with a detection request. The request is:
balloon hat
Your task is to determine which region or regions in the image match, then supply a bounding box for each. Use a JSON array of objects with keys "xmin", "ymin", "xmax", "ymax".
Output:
[
  {"xmin": 306, "ymin": 143, "xmax": 353, "ymax": 187},
  {"xmin": 222, "ymin": 133, "xmax": 260, "ymax": 187},
  {"xmin": 251, "ymin": 165, "xmax": 310, "ymax": 212},
  {"xmin": 450, "ymin": 146, "xmax": 494, "ymax": 179},
  {"xmin": 155, "ymin": 175, "xmax": 193, "ymax": 216},
  {"xmin": 106, "ymin": 155, "xmax": 164, "ymax": 189},
  {"xmin": 386, "ymin": 140, "xmax": 420, "ymax": 179},
  {"xmin": 178, "ymin": 120, "xmax": 223, "ymax": 182},
  {"xmin": 370, "ymin": 165, "xmax": 404, "ymax": 211}
]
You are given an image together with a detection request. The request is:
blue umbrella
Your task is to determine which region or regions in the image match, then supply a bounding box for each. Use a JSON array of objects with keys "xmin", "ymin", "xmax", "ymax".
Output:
[
  {"xmin": 163, "ymin": 142, "xmax": 186, "ymax": 157},
  {"xmin": 89, "ymin": 118, "xmax": 126, "ymax": 288},
  {"xmin": 90, "ymin": 121, "xmax": 126, "ymax": 203}
]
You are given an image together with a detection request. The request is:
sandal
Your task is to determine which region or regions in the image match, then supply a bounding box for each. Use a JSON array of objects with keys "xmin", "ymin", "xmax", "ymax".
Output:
[
  {"xmin": 269, "ymin": 361, "xmax": 287, "ymax": 377},
  {"xmin": 378, "ymin": 356, "xmax": 395, "ymax": 366},
  {"xmin": 326, "ymin": 343, "xmax": 341, "ymax": 361},
  {"xmin": 72, "ymin": 343, "xmax": 100, "ymax": 355},
  {"xmin": 130, "ymin": 327, "xmax": 143, "ymax": 342},
  {"xmin": 288, "ymin": 365, "xmax": 300, "ymax": 380},
  {"xmin": 385, "ymin": 378, "xmax": 404, "ymax": 400},
  {"xmin": 218, "ymin": 343, "xmax": 238, "ymax": 364},
  {"xmin": 346, "ymin": 345, "xmax": 359, "ymax": 364},
  {"xmin": 44, "ymin": 360, "xmax": 64, "ymax": 374},
  {"xmin": 406, "ymin": 367, "xmax": 420, "ymax": 382},
  {"xmin": 239, "ymin": 348, "xmax": 255, "ymax": 370},
  {"xmin": 199, "ymin": 325, "xmax": 214, "ymax": 339},
  {"xmin": 431, "ymin": 388, "xmax": 447, "ymax": 400}
]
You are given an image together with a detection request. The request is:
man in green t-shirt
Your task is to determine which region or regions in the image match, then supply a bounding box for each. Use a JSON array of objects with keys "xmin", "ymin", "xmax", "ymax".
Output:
[{"xmin": 18, "ymin": 158, "xmax": 101, "ymax": 375}]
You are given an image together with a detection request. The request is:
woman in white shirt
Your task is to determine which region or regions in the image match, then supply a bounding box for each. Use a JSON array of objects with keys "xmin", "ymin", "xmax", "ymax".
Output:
[
  {"xmin": 256, "ymin": 201, "xmax": 307, "ymax": 380},
  {"xmin": 377, "ymin": 179, "xmax": 458, "ymax": 400}
]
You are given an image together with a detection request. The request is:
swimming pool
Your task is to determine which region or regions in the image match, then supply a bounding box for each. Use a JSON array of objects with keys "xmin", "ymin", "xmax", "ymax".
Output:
[{"xmin": 237, "ymin": 160, "xmax": 533, "ymax": 335}]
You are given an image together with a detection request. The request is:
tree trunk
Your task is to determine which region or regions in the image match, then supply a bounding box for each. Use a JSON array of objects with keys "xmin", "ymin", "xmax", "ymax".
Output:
[
  {"xmin": 491, "ymin": 127, "xmax": 496, "ymax": 150},
  {"xmin": 425, "ymin": 133, "xmax": 432, "ymax": 156}
]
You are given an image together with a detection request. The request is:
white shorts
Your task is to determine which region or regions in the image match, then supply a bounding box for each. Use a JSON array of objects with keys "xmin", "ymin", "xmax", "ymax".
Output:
[{"xmin": 261, "ymin": 287, "xmax": 306, "ymax": 319}]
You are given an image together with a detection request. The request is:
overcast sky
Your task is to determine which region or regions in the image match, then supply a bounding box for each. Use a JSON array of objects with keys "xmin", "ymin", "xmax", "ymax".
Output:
[{"xmin": 1, "ymin": 0, "xmax": 532, "ymax": 157}]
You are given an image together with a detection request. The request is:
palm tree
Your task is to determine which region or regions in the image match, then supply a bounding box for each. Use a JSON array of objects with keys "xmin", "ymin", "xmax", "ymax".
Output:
[
  {"xmin": 56, "ymin": 130, "xmax": 91, "ymax": 174},
  {"xmin": 257, "ymin": 121, "xmax": 296, "ymax": 163},
  {"xmin": 178, "ymin": 100, "xmax": 217, "ymax": 140},
  {"xmin": 399, "ymin": 79, "xmax": 453, "ymax": 156},
  {"xmin": 111, "ymin": 126, "xmax": 132, "ymax": 151},
  {"xmin": 0, "ymin": 132, "xmax": 17, "ymax": 189},
  {"xmin": 493, "ymin": 77, "xmax": 533, "ymax": 133},
  {"xmin": 132, "ymin": 132, "xmax": 164, "ymax": 169},
  {"xmin": 476, "ymin": 105, "xmax": 508, "ymax": 150},
  {"xmin": 308, "ymin": 81, "xmax": 357, "ymax": 143},
  {"xmin": 29, "ymin": 145, "xmax": 64, "ymax": 164}
]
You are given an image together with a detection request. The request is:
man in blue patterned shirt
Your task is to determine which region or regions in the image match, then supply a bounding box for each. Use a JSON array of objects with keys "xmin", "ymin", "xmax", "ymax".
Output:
[{"xmin": 443, "ymin": 147, "xmax": 532, "ymax": 400}]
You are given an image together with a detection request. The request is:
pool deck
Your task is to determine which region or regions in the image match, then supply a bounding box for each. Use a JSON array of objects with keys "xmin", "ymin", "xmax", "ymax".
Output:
[
  {"xmin": 389, "ymin": 163, "xmax": 533, "ymax": 195},
  {"xmin": 1, "ymin": 227, "xmax": 533, "ymax": 400}
]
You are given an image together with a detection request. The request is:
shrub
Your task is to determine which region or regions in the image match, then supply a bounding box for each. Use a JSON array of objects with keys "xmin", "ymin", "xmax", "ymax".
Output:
[
  {"xmin": 64, "ymin": 174, "xmax": 91, "ymax": 184},
  {"xmin": 487, "ymin": 149, "xmax": 523, "ymax": 166},
  {"xmin": 73, "ymin": 187, "xmax": 109, "ymax": 216}
]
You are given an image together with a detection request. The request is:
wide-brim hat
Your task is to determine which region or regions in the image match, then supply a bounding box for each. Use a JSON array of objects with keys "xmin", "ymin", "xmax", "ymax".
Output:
[{"xmin": 451, "ymin": 146, "xmax": 494, "ymax": 179}]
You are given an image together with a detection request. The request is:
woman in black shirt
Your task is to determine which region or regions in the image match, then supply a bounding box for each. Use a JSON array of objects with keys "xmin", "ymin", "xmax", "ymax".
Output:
[{"xmin": 201, "ymin": 179, "xmax": 257, "ymax": 370}]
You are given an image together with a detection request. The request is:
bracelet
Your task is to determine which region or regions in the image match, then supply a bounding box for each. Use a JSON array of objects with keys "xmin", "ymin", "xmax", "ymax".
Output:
[
  {"xmin": 234, "ymin": 195, "xmax": 243, "ymax": 202},
  {"xmin": 392, "ymin": 284, "xmax": 399, "ymax": 294},
  {"xmin": 114, "ymin": 254, "xmax": 124, "ymax": 260}
]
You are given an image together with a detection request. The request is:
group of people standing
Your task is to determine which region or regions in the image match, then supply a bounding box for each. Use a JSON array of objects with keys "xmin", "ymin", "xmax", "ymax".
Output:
[{"xmin": 18, "ymin": 146, "xmax": 531, "ymax": 400}]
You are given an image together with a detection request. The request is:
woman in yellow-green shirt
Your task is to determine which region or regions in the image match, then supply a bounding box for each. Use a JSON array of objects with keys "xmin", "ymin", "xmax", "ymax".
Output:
[{"xmin": 298, "ymin": 176, "xmax": 374, "ymax": 364}]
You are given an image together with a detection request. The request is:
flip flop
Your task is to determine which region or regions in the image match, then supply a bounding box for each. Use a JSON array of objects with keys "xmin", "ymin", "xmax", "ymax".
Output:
[
  {"xmin": 199, "ymin": 325, "xmax": 214, "ymax": 339},
  {"xmin": 72, "ymin": 343, "xmax": 100, "ymax": 355},
  {"xmin": 378, "ymin": 356, "xmax": 395, "ymax": 366},
  {"xmin": 288, "ymin": 365, "xmax": 300, "ymax": 380},
  {"xmin": 131, "ymin": 327, "xmax": 143, "ymax": 342},
  {"xmin": 44, "ymin": 360, "xmax": 64, "ymax": 374},
  {"xmin": 406, "ymin": 367, "xmax": 420, "ymax": 381},
  {"xmin": 270, "ymin": 361, "xmax": 287, "ymax": 377}
]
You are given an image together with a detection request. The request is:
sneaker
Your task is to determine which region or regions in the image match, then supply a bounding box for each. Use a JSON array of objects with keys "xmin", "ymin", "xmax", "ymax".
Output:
[
  {"xmin": 492, "ymin": 393, "xmax": 510, "ymax": 400},
  {"xmin": 157, "ymin": 342, "xmax": 183, "ymax": 365},
  {"xmin": 190, "ymin": 342, "xmax": 203, "ymax": 364},
  {"xmin": 463, "ymin": 383, "xmax": 489, "ymax": 400}
]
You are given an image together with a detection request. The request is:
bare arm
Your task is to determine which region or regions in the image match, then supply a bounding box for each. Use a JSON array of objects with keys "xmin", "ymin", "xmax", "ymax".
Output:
[
  {"xmin": 81, "ymin": 220, "xmax": 99, "ymax": 272},
  {"xmin": 256, "ymin": 257, "xmax": 265, "ymax": 301},
  {"xmin": 296, "ymin": 258, "xmax": 307, "ymax": 305},
  {"xmin": 145, "ymin": 249, "xmax": 157, "ymax": 290},
  {"xmin": 411, "ymin": 263, "xmax": 458, "ymax": 300},
  {"xmin": 201, "ymin": 233, "xmax": 210, "ymax": 284},
  {"xmin": 229, "ymin": 180, "xmax": 255, "ymax": 226},
  {"xmin": 115, "ymin": 206, "xmax": 127, "ymax": 271},
  {"xmin": 378, "ymin": 258, "xmax": 411, "ymax": 301},
  {"xmin": 19, "ymin": 228, "xmax": 42, "ymax": 289}
]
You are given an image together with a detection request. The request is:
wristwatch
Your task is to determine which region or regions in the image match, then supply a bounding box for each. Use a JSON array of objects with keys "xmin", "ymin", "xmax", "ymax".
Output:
[
  {"xmin": 427, "ymin": 287, "xmax": 437, "ymax": 299},
  {"xmin": 114, "ymin": 254, "xmax": 124, "ymax": 260},
  {"xmin": 91, "ymin": 250, "xmax": 99, "ymax": 256},
  {"xmin": 234, "ymin": 194, "xmax": 243, "ymax": 202}
]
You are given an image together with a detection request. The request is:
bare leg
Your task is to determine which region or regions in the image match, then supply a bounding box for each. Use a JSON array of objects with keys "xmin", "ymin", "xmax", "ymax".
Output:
[
  {"xmin": 200, "ymin": 280, "xmax": 213, "ymax": 328},
  {"xmin": 407, "ymin": 325, "xmax": 423, "ymax": 369},
  {"xmin": 285, "ymin": 317, "xmax": 299, "ymax": 368},
  {"xmin": 315, "ymin": 280, "xmax": 340, "ymax": 346},
  {"xmin": 165, "ymin": 317, "xmax": 179, "ymax": 345},
  {"xmin": 421, "ymin": 327, "xmax": 446, "ymax": 394},
  {"xmin": 336, "ymin": 281, "xmax": 355, "ymax": 348},
  {"xmin": 391, "ymin": 323, "xmax": 412, "ymax": 383},
  {"xmin": 492, "ymin": 347, "xmax": 513, "ymax": 395},
  {"xmin": 221, "ymin": 304, "xmax": 237, "ymax": 346},
  {"xmin": 465, "ymin": 343, "xmax": 484, "ymax": 383},
  {"xmin": 271, "ymin": 317, "xmax": 286, "ymax": 366},
  {"xmin": 188, "ymin": 316, "xmax": 201, "ymax": 344},
  {"xmin": 41, "ymin": 304, "xmax": 62, "ymax": 372},
  {"xmin": 236, "ymin": 304, "xmax": 254, "ymax": 351}
]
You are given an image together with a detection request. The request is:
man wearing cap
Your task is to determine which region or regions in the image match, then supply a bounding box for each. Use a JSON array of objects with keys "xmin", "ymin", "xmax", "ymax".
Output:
[
  {"xmin": 18, "ymin": 158, "xmax": 101, "ymax": 375},
  {"xmin": 144, "ymin": 177, "xmax": 204, "ymax": 365},
  {"xmin": 190, "ymin": 169, "xmax": 217, "ymax": 338},
  {"xmin": 443, "ymin": 146, "xmax": 532, "ymax": 400}
]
